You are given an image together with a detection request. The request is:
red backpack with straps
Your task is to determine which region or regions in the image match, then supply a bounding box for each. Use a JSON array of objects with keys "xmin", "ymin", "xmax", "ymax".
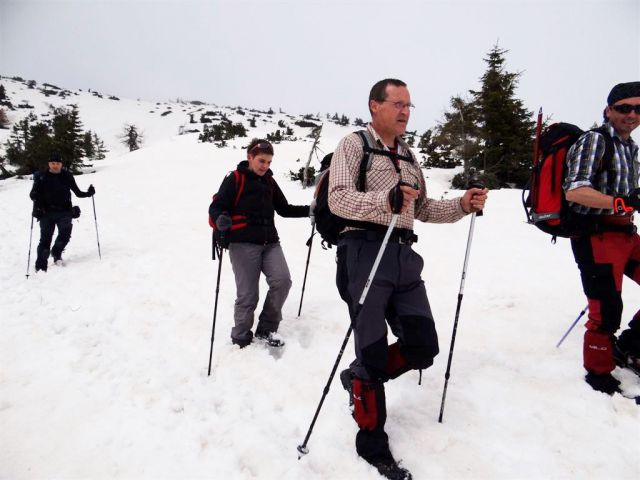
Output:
[
  {"xmin": 209, "ymin": 169, "xmax": 277, "ymax": 233},
  {"xmin": 523, "ymin": 121, "xmax": 614, "ymax": 239},
  {"xmin": 209, "ymin": 170, "xmax": 249, "ymax": 231}
]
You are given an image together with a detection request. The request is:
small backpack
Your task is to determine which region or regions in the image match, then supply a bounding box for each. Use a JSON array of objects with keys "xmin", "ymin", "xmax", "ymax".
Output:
[
  {"xmin": 312, "ymin": 130, "xmax": 414, "ymax": 248},
  {"xmin": 522, "ymin": 122, "xmax": 614, "ymax": 240}
]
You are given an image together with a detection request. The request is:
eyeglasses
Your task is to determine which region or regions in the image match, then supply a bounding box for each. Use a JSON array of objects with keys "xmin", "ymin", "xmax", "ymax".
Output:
[
  {"xmin": 382, "ymin": 101, "xmax": 415, "ymax": 111},
  {"xmin": 249, "ymin": 142, "xmax": 274, "ymax": 155},
  {"xmin": 611, "ymin": 104, "xmax": 640, "ymax": 115}
]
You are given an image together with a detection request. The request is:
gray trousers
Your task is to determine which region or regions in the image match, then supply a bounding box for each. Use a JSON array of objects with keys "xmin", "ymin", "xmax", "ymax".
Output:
[{"xmin": 228, "ymin": 242, "xmax": 292, "ymax": 342}]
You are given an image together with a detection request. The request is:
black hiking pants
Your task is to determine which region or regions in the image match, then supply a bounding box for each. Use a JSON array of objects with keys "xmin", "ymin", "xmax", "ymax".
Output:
[
  {"xmin": 36, "ymin": 211, "xmax": 73, "ymax": 269},
  {"xmin": 336, "ymin": 232, "xmax": 439, "ymax": 460}
]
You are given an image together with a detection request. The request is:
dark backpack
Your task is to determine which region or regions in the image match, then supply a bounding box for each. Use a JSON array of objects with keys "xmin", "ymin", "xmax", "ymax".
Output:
[
  {"xmin": 312, "ymin": 130, "xmax": 414, "ymax": 248},
  {"xmin": 523, "ymin": 123, "xmax": 614, "ymax": 239}
]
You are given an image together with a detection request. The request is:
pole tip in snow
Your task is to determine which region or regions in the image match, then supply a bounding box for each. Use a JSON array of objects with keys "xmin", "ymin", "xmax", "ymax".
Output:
[{"xmin": 297, "ymin": 444, "xmax": 309, "ymax": 459}]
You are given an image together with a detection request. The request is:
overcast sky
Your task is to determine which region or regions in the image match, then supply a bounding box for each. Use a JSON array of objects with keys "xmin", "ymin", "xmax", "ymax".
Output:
[{"xmin": 1, "ymin": 0, "xmax": 638, "ymax": 133}]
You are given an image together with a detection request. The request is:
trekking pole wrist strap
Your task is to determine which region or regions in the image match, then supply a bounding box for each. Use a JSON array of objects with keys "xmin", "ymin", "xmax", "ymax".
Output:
[{"xmin": 613, "ymin": 196, "xmax": 635, "ymax": 214}]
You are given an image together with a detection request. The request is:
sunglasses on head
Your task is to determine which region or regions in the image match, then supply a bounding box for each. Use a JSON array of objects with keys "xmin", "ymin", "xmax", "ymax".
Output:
[
  {"xmin": 611, "ymin": 104, "xmax": 640, "ymax": 115},
  {"xmin": 249, "ymin": 142, "xmax": 274, "ymax": 155}
]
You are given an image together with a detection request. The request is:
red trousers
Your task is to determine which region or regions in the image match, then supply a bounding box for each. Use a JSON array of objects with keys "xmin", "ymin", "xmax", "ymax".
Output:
[{"xmin": 571, "ymin": 230, "xmax": 640, "ymax": 374}]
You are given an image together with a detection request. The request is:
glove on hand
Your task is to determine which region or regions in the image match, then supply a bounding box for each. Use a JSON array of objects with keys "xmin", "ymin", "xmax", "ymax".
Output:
[
  {"xmin": 214, "ymin": 214, "xmax": 232, "ymax": 249},
  {"xmin": 32, "ymin": 206, "xmax": 45, "ymax": 220},
  {"xmin": 87, "ymin": 185, "xmax": 95, "ymax": 196},
  {"xmin": 614, "ymin": 188, "xmax": 640, "ymax": 214},
  {"xmin": 216, "ymin": 214, "xmax": 232, "ymax": 232}
]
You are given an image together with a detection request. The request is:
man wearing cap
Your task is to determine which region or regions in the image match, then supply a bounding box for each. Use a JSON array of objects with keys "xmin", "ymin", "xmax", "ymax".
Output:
[
  {"xmin": 564, "ymin": 81, "xmax": 640, "ymax": 394},
  {"xmin": 30, "ymin": 151, "xmax": 95, "ymax": 272}
]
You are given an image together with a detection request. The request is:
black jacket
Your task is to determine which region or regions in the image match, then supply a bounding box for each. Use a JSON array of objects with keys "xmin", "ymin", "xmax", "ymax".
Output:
[
  {"xmin": 209, "ymin": 161, "xmax": 309, "ymax": 244},
  {"xmin": 30, "ymin": 169, "xmax": 91, "ymax": 213}
]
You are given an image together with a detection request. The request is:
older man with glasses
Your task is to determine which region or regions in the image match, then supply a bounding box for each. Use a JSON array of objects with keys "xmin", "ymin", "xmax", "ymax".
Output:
[
  {"xmin": 564, "ymin": 81, "xmax": 640, "ymax": 395},
  {"xmin": 328, "ymin": 78, "xmax": 487, "ymax": 479}
]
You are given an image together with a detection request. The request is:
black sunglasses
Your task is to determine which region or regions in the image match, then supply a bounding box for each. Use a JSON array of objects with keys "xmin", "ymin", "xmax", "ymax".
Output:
[{"xmin": 611, "ymin": 104, "xmax": 640, "ymax": 115}]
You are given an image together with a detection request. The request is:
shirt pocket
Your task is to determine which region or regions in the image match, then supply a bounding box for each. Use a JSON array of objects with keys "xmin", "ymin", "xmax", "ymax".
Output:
[
  {"xmin": 401, "ymin": 168, "xmax": 422, "ymax": 190},
  {"xmin": 368, "ymin": 155, "xmax": 396, "ymax": 173}
]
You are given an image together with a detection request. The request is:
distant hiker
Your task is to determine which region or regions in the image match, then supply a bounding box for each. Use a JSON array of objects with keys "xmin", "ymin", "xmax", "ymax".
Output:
[
  {"xmin": 329, "ymin": 78, "xmax": 487, "ymax": 479},
  {"xmin": 30, "ymin": 151, "xmax": 95, "ymax": 272},
  {"xmin": 209, "ymin": 139, "xmax": 311, "ymax": 348},
  {"xmin": 563, "ymin": 82, "xmax": 640, "ymax": 394}
]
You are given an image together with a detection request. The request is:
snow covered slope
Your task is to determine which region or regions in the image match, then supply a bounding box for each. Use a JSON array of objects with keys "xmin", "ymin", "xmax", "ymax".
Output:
[{"xmin": 1, "ymin": 77, "xmax": 638, "ymax": 480}]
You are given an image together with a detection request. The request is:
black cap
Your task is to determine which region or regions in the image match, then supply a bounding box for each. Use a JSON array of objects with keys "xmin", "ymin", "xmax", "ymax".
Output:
[
  {"xmin": 49, "ymin": 151, "xmax": 63, "ymax": 162},
  {"xmin": 607, "ymin": 82, "xmax": 640, "ymax": 106}
]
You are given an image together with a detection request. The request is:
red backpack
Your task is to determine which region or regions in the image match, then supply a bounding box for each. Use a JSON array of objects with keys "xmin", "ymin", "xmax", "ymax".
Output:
[
  {"xmin": 209, "ymin": 170, "xmax": 248, "ymax": 230},
  {"xmin": 523, "ymin": 121, "xmax": 613, "ymax": 240}
]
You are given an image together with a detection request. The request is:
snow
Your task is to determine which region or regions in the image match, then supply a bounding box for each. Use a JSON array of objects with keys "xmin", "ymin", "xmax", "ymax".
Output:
[{"xmin": 1, "ymin": 78, "xmax": 638, "ymax": 479}]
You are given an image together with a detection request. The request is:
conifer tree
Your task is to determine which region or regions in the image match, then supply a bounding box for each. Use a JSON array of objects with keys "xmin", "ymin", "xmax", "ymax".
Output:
[
  {"xmin": 4, "ymin": 113, "xmax": 35, "ymax": 171},
  {"xmin": 50, "ymin": 105, "xmax": 86, "ymax": 172},
  {"xmin": 427, "ymin": 44, "xmax": 535, "ymax": 187},
  {"xmin": 24, "ymin": 122, "xmax": 54, "ymax": 172},
  {"xmin": 83, "ymin": 131, "xmax": 95, "ymax": 160},
  {"xmin": 4, "ymin": 114, "xmax": 53, "ymax": 174},
  {"xmin": 93, "ymin": 132, "xmax": 107, "ymax": 160},
  {"xmin": 0, "ymin": 108, "xmax": 8, "ymax": 129},
  {"xmin": 121, "ymin": 124, "xmax": 143, "ymax": 151},
  {"xmin": 469, "ymin": 44, "xmax": 535, "ymax": 187}
]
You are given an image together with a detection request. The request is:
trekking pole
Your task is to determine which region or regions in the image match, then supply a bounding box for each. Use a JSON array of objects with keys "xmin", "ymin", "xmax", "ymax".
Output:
[
  {"xmin": 438, "ymin": 182, "xmax": 483, "ymax": 423},
  {"xmin": 297, "ymin": 214, "xmax": 399, "ymax": 458},
  {"xmin": 91, "ymin": 195, "xmax": 102, "ymax": 259},
  {"xmin": 297, "ymin": 224, "xmax": 315, "ymax": 317},
  {"xmin": 207, "ymin": 234, "xmax": 224, "ymax": 376},
  {"xmin": 26, "ymin": 214, "xmax": 35, "ymax": 279},
  {"xmin": 556, "ymin": 305, "xmax": 588, "ymax": 348}
]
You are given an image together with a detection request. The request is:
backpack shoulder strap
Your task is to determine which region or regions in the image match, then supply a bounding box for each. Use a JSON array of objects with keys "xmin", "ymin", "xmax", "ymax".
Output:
[
  {"xmin": 589, "ymin": 126, "xmax": 615, "ymax": 173},
  {"xmin": 353, "ymin": 129, "xmax": 416, "ymax": 192},
  {"xmin": 355, "ymin": 130, "xmax": 375, "ymax": 192},
  {"xmin": 232, "ymin": 170, "xmax": 245, "ymax": 208}
]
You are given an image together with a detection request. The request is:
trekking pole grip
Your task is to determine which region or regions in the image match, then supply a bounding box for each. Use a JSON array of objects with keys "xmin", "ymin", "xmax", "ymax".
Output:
[{"xmin": 468, "ymin": 175, "xmax": 485, "ymax": 217}]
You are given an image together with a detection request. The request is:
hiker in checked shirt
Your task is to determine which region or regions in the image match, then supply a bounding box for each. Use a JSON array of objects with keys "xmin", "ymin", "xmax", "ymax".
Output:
[
  {"xmin": 328, "ymin": 78, "xmax": 487, "ymax": 479},
  {"xmin": 564, "ymin": 81, "xmax": 640, "ymax": 395}
]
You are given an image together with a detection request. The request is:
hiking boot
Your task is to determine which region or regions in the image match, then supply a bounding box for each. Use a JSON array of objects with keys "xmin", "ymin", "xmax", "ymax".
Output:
[
  {"xmin": 231, "ymin": 337, "xmax": 252, "ymax": 349},
  {"xmin": 614, "ymin": 340, "xmax": 640, "ymax": 373},
  {"xmin": 585, "ymin": 371, "xmax": 620, "ymax": 395},
  {"xmin": 255, "ymin": 330, "xmax": 285, "ymax": 348},
  {"xmin": 340, "ymin": 368, "xmax": 354, "ymax": 407},
  {"xmin": 366, "ymin": 455, "xmax": 412, "ymax": 480}
]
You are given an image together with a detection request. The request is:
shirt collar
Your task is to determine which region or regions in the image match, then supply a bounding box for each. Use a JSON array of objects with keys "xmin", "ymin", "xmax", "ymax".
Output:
[
  {"xmin": 366, "ymin": 123, "xmax": 412, "ymax": 153},
  {"xmin": 604, "ymin": 122, "xmax": 637, "ymax": 146}
]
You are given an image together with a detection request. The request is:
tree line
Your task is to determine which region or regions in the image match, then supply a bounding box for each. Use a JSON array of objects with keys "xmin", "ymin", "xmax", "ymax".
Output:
[
  {"xmin": 2, "ymin": 44, "xmax": 535, "ymax": 186},
  {"xmin": 3, "ymin": 105, "xmax": 107, "ymax": 175}
]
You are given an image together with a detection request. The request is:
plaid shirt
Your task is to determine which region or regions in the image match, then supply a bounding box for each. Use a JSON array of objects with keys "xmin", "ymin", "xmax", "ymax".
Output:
[
  {"xmin": 328, "ymin": 124, "xmax": 466, "ymax": 232},
  {"xmin": 564, "ymin": 123, "xmax": 639, "ymax": 215}
]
